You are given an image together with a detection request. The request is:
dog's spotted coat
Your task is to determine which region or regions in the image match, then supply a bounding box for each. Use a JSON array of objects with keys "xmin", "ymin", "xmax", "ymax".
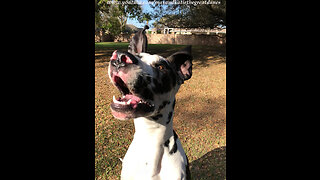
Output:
[{"xmin": 108, "ymin": 27, "xmax": 192, "ymax": 180}]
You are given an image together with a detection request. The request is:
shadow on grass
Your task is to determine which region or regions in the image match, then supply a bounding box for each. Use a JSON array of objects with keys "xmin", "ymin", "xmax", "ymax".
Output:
[
  {"xmin": 173, "ymin": 95, "xmax": 226, "ymax": 180},
  {"xmin": 190, "ymin": 146, "xmax": 226, "ymax": 180},
  {"xmin": 174, "ymin": 95, "xmax": 226, "ymax": 136},
  {"xmin": 191, "ymin": 45, "xmax": 226, "ymax": 69}
]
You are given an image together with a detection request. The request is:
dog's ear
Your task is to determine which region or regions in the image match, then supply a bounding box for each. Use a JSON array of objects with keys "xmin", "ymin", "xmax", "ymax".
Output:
[
  {"xmin": 128, "ymin": 25, "xmax": 149, "ymax": 55},
  {"xmin": 167, "ymin": 45, "xmax": 193, "ymax": 82}
]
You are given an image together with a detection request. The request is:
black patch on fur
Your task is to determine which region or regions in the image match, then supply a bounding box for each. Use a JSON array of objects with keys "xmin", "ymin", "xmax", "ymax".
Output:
[
  {"xmin": 161, "ymin": 74, "xmax": 172, "ymax": 92},
  {"xmin": 164, "ymin": 131, "xmax": 178, "ymax": 154},
  {"xmin": 141, "ymin": 88, "xmax": 154, "ymax": 101},
  {"xmin": 151, "ymin": 113, "xmax": 163, "ymax": 120},
  {"xmin": 133, "ymin": 75, "xmax": 153, "ymax": 100},
  {"xmin": 169, "ymin": 70, "xmax": 177, "ymax": 88},
  {"xmin": 155, "ymin": 61, "xmax": 177, "ymax": 89},
  {"xmin": 173, "ymin": 130, "xmax": 178, "ymax": 140},
  {"xmin": 152, "ymin": 72, "xmax": 173, "ymax": 94},
  {"xmin": 133, "ymin": 76, "xmax": 146, "ymax": 94},
  {"xmin": 159, "ymin": 101, "xmax": 170, "ymax": 111},
  {"xmin": 152, "ymin": 78, "xmax": 165, "ymax": 94},
  {"xmin": 172, "ymin": 99, "xmax": 176, "ymax": 110},
  {"xmin": 169, "ymin": 142, "xmax": 177, "ymax": 154},
  {"xmin": 169, "ymin": 130, "xmax": 178, "ymax": 154},
  {"xmin": 166, "ymin": 111, "xmax": 173, "ymax": 124},
  {"xmin": 146, "ymin": 76, "xmax": 151, "ymax": 83},
  {"xmin": 164, "ymin": 139, "xmax": 170, "ymax": 147}
]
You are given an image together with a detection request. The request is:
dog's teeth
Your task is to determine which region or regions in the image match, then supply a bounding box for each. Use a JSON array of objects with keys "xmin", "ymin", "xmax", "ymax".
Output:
[
  {"xmin": 139, "ymin": 100, "xmax": 142, "ymax": 103},
  {"xmin": 113, "ymin": 95, "xmax": 126, "ymax": 105},
  {"xmin": 118, "ymin": 101, "xmax": 126, "ymax": 105},
  {"xmin": 127, "ymin": 99, "xmax": 132, "ymax": 105}
]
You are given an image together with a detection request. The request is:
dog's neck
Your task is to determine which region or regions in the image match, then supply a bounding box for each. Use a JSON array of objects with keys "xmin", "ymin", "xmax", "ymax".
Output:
[
  {"xmin": 133, "ymin": 100, "xmax": 175, "ymax": 144},
  {"xmin": 131, "ymin": 100, "xmax": 175, "ymax": 177}
]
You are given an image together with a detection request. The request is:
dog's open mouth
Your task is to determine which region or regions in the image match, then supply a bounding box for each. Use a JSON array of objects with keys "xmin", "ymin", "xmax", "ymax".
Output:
[{"xmin": 110, "ymin": 76, "xmax": 154, "ymax": 119}]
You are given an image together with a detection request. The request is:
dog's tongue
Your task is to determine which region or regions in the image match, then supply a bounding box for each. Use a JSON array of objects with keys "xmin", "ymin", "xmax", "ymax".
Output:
[
  {"xmin": 122, "ymin": 94, "xmax": 141, "ymax": 108},
  {"xmin": 122, "ymin": 94, "xmax": 140, "ymax": 101},
  {"xmin": 113, "ymin": 94, "xmax": 143, "ymax": 109}
]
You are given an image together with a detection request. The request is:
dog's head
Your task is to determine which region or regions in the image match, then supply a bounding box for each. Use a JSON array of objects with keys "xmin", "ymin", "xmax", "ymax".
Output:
[{"xmin": 108, "ymin": 29, "xmax": 192, "ymax": 120}]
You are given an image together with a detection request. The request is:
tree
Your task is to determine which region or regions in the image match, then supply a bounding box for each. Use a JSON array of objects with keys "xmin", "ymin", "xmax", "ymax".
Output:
[
  {"xmin": 95, "ymin": 0, "xmax": 142, "ymax": 39},
  {"xmin": 149, "ymin": 0, "xmax": 226, "ymax": 28},
  {"xmin": 138, "ymin": 12, "xmax": 152, "ymax": 26}
]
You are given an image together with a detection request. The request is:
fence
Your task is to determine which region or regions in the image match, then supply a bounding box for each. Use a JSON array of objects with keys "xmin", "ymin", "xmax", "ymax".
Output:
[
  {"xmin": 146, "ymin": 34, "xmax": 225, "ymax": 46},
  {"xmin": 97, "ymin": 33, "xmax": 226, "ymax": 47}
]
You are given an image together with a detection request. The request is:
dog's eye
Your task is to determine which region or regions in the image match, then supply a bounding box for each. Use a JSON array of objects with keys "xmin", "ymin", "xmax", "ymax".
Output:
[{"xmin": 157, "ymin": 65, "xmax": 164, "ymax": 70}]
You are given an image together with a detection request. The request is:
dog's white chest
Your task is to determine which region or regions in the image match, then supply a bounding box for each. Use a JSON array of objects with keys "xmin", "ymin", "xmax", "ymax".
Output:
[
  {"xmin": 121, "ymin": 136, "xmax": 187, "ymax": 180},
  {"xmin": 120, "ymin": 118, "xmax": 188, "ymax": 180}
]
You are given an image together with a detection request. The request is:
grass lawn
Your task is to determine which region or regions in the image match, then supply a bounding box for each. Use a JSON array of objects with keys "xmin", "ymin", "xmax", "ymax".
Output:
[{"xmin": 95, "ymin": 42, "xmax": 226, "ymax": 180}]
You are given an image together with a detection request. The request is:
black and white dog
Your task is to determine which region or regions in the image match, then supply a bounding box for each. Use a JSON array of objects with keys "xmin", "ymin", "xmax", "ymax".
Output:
[{"xmin": 108, "ymin": 27, "xmax": 192, "ymax": 180}]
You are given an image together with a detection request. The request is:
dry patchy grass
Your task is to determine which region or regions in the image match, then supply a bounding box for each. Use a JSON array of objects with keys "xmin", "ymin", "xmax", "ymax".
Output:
[{"xmin": 95, "ymin": 42, "xmax": 226, "ymax": 180}]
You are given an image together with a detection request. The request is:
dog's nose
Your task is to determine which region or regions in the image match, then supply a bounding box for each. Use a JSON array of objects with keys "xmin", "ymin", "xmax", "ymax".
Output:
[{"xmin": 110, "ymin": 51, "xmax": 135, "ymax": 68}]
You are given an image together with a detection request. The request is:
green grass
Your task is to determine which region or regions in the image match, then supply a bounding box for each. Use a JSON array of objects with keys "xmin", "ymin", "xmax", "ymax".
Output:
[
  {"xmin": 95, "ymin": 42, "xmax": 185, "ymax": 49},
  {"xmin": 95, "ymin": 42, "xmax": 187, "ymax": 58},
  {"xmin": 95, "ymin": 42, "xmax": 130, "ymax": 51},
  {"xmin": 95, "ymin": 42, "xmax": 226, "ymax": 180}
]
